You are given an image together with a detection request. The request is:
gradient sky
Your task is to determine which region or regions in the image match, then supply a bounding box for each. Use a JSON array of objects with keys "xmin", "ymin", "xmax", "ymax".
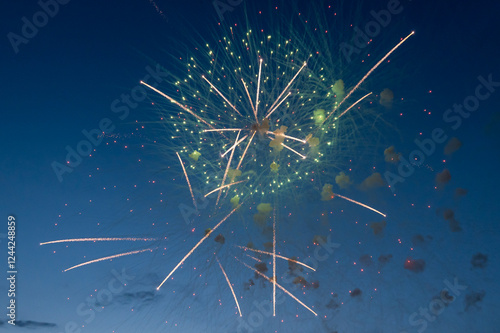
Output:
[{"xmin": 1, "ymin": 0, "xmax": 500, "ymax": 332}]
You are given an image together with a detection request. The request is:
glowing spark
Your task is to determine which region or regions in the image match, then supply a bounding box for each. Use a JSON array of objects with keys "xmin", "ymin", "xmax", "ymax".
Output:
[
  {"xmin": 157, "ymin": 205, "xmax": 241, "ymax": 290},
  {"xmin": 176, "ymin": 152, "xmax": 197, "ymax": 211},
  {"xmin": 40, "ymin": 237, "xmax": 157, "ymax": 246},
  {"xmin": 267, "ymin": 131, "xmax": 307, "ymax": 144},
  {"xmin": 255, "ymin": 58, "xmax": 263, "ymax": 116},
  {"xmin": 241, "ymin": 78, "xmax": 257, "ymax": 123},
  {"xmin": 202, "ymin": 75, "xmax": 242, "ymax": 117},
  {"xmin": 335, "ymin": 92, "xmax": 372, "ymax": 120},
  {"xmin": 140, "ymin": 81, "xmax": 215, "ymax": 130},
  {"xmin": 64, "ymin": 248, "xmax": 154, "ymax": 272},
  {"xmin": 236, "ymin": 257, "xmax": 317, "ymax": 316},
  {"xmin": 236, "ymin": 131, "xmax": 256, "ymax": 170},
  {"xmin": 333, "ymin": 193, "xmax": 387, "ymax": 217},
  {"xmin": 216, "ymin": 256, "xmax": 242, "ymax": 317},
  {"xmin": 266, "ymin": 61, "xmax": 307, "ymax": 119},
  {"xmin": 235, "ymin": 246, "xmax": 315, "ymax": 271},
  {"xmin": 205, "ymin": 180, "xmax": 247, "ymax": 197}
]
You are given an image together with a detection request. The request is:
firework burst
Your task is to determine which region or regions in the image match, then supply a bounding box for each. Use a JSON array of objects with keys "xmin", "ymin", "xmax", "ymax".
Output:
[
  {"xmin": 135, "ymin": 3, "xmax": 412, "ymax": 319},
  {"xmin": 43, "ymin": 0, "xmax": 415, "ymax": 327}
]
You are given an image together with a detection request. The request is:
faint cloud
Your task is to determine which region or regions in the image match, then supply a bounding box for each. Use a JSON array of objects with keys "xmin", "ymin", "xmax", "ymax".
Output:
[
  {"xmin": 435, "ymin": 169, "xmax": 451, "ymax": 187},
  {"xmin": 379, "ymin": 88, "xmax": 394, "ymax": 108},
  {"xmin": 384, "ymin": 146, "xmax": 400, "ymax": 163},
  {"xmin": 360, "ymin": 172, "xmax": 386, "ymax": 190},
  {"xmin": 454, "ymin": 187, "xmax": 468, "ymax": 199},
  {"xmin": 335, "ymin": 171, "xmax": 352, "ymax": 189},
  {"xmin": 444, "ymin": 137, "xmax": 462, "ymax": 155}
]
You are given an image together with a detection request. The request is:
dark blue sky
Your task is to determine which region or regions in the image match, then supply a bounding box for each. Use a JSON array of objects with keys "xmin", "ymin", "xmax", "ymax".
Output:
[{"xmin": 1, "ymin": 0, "xmax": 499, "ymax": 332}]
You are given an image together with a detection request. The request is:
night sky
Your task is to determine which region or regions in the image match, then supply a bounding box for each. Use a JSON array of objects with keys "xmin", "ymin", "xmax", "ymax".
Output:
[{"xmin": 1, "ymin": 0, "xmax": 500, "ymax": 332}]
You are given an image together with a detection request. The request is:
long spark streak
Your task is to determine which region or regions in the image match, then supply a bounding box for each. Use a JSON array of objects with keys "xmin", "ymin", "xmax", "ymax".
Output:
[
  {"xmin": 266, "ymin": 131, "xmax": 307, "ymax": 144},
  {"xmin": 333, "ymin": 192, "xmax": 387, "ymax": 217},
  {"xmin": 265, "ymin": 91, "xmax": 291, "ymax": 119},
  {"xmin": 203, "ymin": 128, "xmax": 243, "ymax": 133},
  {"xmin": 140, "ymin": 81, "xmax": 215, "ymax": 129},
  {"xmin": 255, "ymin": 58, "xmax": 263, "ymax": 116},
  {"xmin": 241, "ymin": 78, "xmax": 257, "ymax": 123},
  {"xmin": 217, "ymin": 131, "xmax": 241, "ymax": 206},
  {"xmin": 176, "ymin": 152, "xmax": 197, "ymax": 211},
  {"xmin": 323, "ymin": 32, "xmax": 414, "ymax": 125},
  {"xmin": 236, "ymin": 257, "xmax": 317, "ymax": 316},
  {"xmin": 245, "ymin": 254, "xmax": 262, "ymax": 262},
  {"xmin": 266, "ymin": 62, "xmax": 307, "ymax": 118},
  {"xmin": 236, "ymin": 131, "xmax": 256, "ymax": 170},
  {"xmin": 335, "ymin": 92, "xmax": 372, "ymax": 121},
  {"xmin": 156, "ymin": 205, "xmax": 240, "ymax": 290},
  {"xmin": 235, "ymin": 246, "xmax": 315, "ymax": 271},
  {"xmin": 64, "ymin": 248, "xmax": 154, "ymax": 272},
  {"xmin": 205, "ymin": 180, "xmax": 247, "ymax": 197},
  {"xmin": 280, "ymin": 142, "xmax": 306, "ymax": 159},
  {"xmin": 216, "ymin": 256, "xmax": 242, "ymax": 317},
  {"xmin": 202, "ymin": 75, "xmax": 242, "ymax": 117},
  {"xmin": 221, "ymin": 134, "xmax": 248, "ymax": 158},
  {"xmin": 40, "ymin": 238, "xmax": 157, "ymax": 246}
]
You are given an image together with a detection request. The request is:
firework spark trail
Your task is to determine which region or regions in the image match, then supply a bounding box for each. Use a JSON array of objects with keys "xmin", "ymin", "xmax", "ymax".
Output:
[
  {"xmin": 205, "ymin": 180, "xmax": 247, "ymax": 197},
  {"xmin": 157, "ymin": 204, "xmax": 241, "ymax": 290},
  {"xmin": 241, "ymin": 78, "xmax": 257, "ymax": 122},
  {"xmin": 255, "ymin": 58, "xmax": 263, "ymax": 117},
  {"xmin": 280, "ymin": 142, "xmax": 306, "ymax": 159},
  {"xmin": 40, "ymin": 237, "xmax": 157, "ymax": 246},
  {"xmin": 216, "ymin": 256, "xmax": 242, "ymax": 317},
  {"xmin": 220, "ymin": 134, "xmax": 248, "ymax": 158},
  {"xmin": 203, "ymin": 128, "xmax": 244, "ymax": 133},
  {"xmin": 321, "ymin": 32, "xmax": 414, "ymax": 126},
  {"xmin": 266, "ymin": 136, "xmax": 306, "ymax": 159},
  {"xmin": 217, "ymin": 131, "xmax": 241, "ymax": 207},
  {"xmin": 236, "ymin": 131, "xmax": 256, "ymax": 170},
  {"xmin": 235, "ymin": 257, "xmax": 317, "ymax": 316},
  {"xmin": 272, "ymin": 209, "xmax": 276, "ymax": 316},
  {"xmin": 235, "ymin": 246, "xmax": 315, "ymax": 271},
  {"xmin": 335, "ymin": 92, "xmax": 373, "ymax": 121},
  {"xmin": 265, "ymin": 61, "xmax": 307, "ymax": 119},
  {"xmin": 265, "ymin": 91, "xmax": 292, "ymax": 119},
  {"xmin": 202, "ymin": 75, "xmax": 242, "ymax": 117},
  {"xmin": 266, "ymin": 131, "xmax": 307, "ymax": 144},
  {"xmin": 176, "ymin": 152, "xmax": 198, "ymax": 211},
  {"xmin": 64, "ymin": 248, "xmax": 154, "ymax": 272},
  {"xmin": 245, "ymin": 254, "xmax": 261, "ymax": 262},
  {"xmin": 333, "ymin": 193, "xmax": 387, "ymax": 217},
  {"xmin": 140, "ymin": 81, "xmax": 216, "ymax": 130}
]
